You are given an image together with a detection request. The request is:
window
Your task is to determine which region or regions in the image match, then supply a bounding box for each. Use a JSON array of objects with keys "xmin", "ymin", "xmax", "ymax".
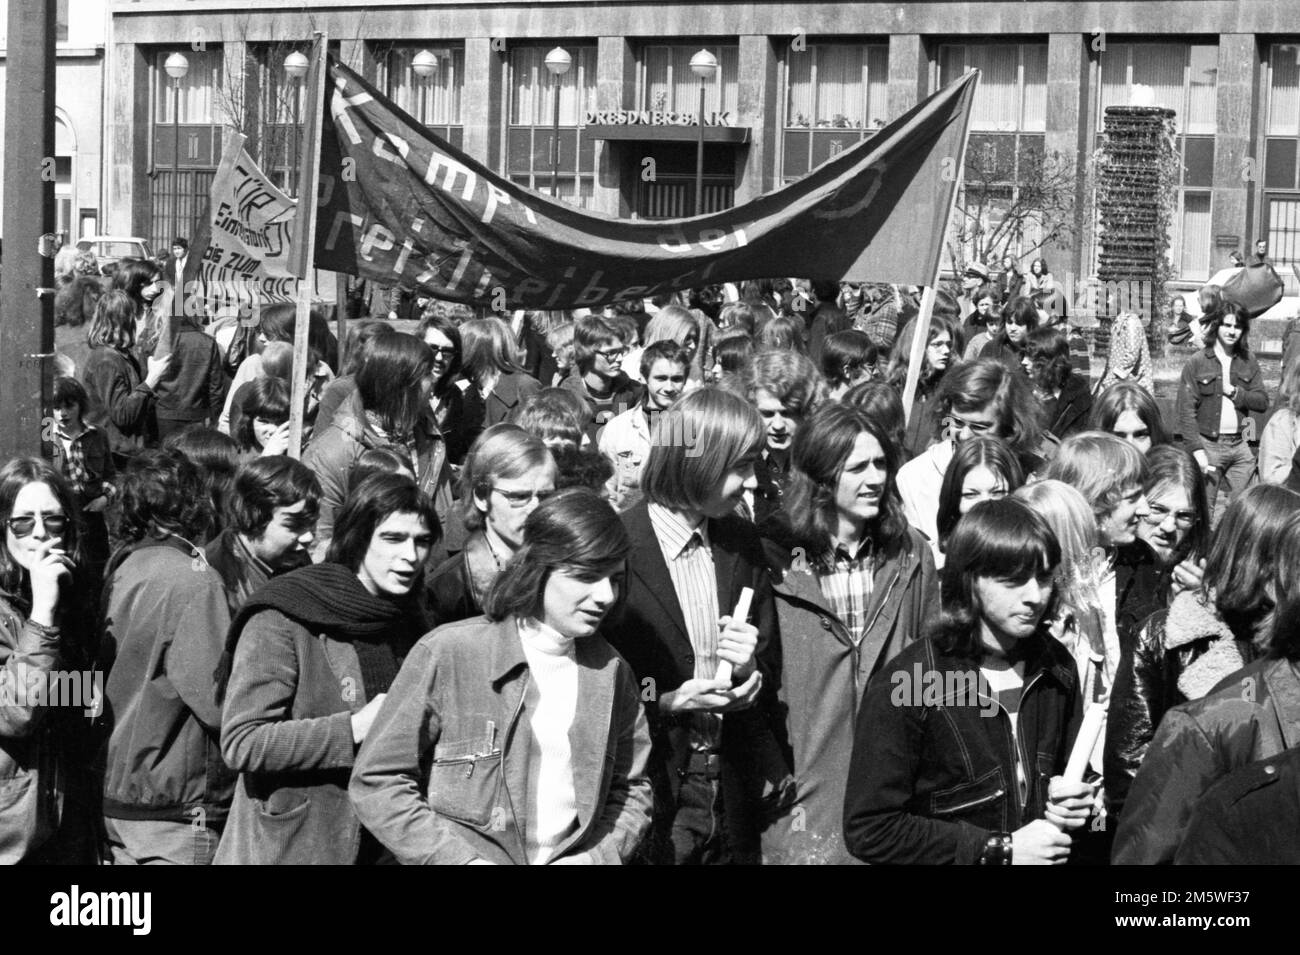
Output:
[
  {"xmin": 1097, "ymin": 41, "xmax": 1218, "ymax": 278},
  {"xmin": 781, "ymin": 43, "xmax": 888, "ymax": 182},
  {"xmin": 640, "ymin": 44, "xmax": 739, "ymax": 115},
  {"xmin": 939, "ymin": 43, "xmax": 1049, "ymax": 269},
  {"xmin": 940, "ymin": 43, "xmax": 1046, "ymax": 133},
  {"xmin": 507, "ymin": 45, "xmax": 598, "ymax": 204},
  {"xmin": 1265, "ymin": 44, "xmax": 1300, "ymax": 293},
  {"xmin": 154, "ymin": 48, "xmax": 222, "ymax": 124},
  {"xmin": 388, "ymin": 45, "xmax": 465, "ymax": 141}
]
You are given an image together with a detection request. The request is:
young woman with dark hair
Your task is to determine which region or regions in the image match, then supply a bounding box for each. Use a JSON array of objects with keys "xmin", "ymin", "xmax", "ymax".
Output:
[
  {"xmin": 204, "ymin": 456, "xmax": 321, "ymax": 618},
  {"xmin": 314, "ymin": 320, "xmax": 398, "ymax": 435},
  {"xmin": 820, "ymin": 329, "xmax": 878, "ymax": 400},
  {"xmin": 601, "ymin": 387, "xmax": 790, "ymax": 864},
  {"xmin": 898, "ymin": 357, "xmax": 1046, "ymax": 549},
  {"xmin": 1114, "ymin": 508, "xmax": 1300, "ymax": 864},
  {"xmin": 844, "ymin": 498, "xmax": 1095, "ymax": 865},
  {"xmin": 214, "ymin": 472, "xmax": 437, "ymax": 865},
  {"xmin": 163, "ymin": 427, "xmax": 241, "ymax": 541},
  {"xmin": 233, "ymin": 376, "xmax": 292, "ymax": 457},
  {"xmin": 885, "ymin": 313, "xmax": 962, "ymax": 460},
  {"xmin": 0, "ymin": 459, "xmax": 95, "ymax": 863},
  {"xmin": 459, "ymin": 317, "xmax": 542, "ymax": 453},
  {"xmin": 81, "ymin": 289, "xmax": 171, "ymax": 463},
  {"xmin": 933, "ymin": 436, "xmax": 1025, "ymax": 565},
  {"xmin": 304, "ymin": 331, "xmax": 452, "ymax": 560},
  {"xmin": 417, "ymin": 312, "xmax": 468, "ymax": 464},
  {"xmin": 710, "ymin": 330, "xmax": 754, "ymax": 384},
  {"xmin": 98, "ymin": 449, "xmax": 231, "ymax": 864},
  {"xmin": 1176, "ymin": 302, "xmax": 1268, "ymax": 522},
  {"xmin": 759, "ymin": 403, "xmax": 937, "ymax": 863},
  {"xmin": 351, "ymin": 487, "xmax": 653, "ymax": 865},
  {"xmin": 1089, "ymin": 380, "xmax": 1170, "ymax": 454},
  {"xmin": 980, "ymin": 296, "xmax": 1040, "ymax": 369},
  {"xmin": 1105, "ymin": 483, "xmax": 1300, "ymax": 827},
  {"xmin": 111, "ymin": 258, "xmax": 172, "ymax": 357},
  {"xmin": 427, "ymin": 424, "xmax": 557, "ymax": 625},
  {"xmin": 743, "ymin": 349, "xmax": 828, "ymax": 527},
  {"xmin": 1023, "ymin": 325, "xmax": 1091, "ymax": 439}
]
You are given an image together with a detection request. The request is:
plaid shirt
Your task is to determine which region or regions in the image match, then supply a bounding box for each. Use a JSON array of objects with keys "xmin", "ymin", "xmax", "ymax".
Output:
[
  {"xmin": 813, "ymin": 537, "xmax": 876, "ymax": 645},
  {"xmin": 54, "ymin": 424, "xmax": 114, "ymax": 503}
]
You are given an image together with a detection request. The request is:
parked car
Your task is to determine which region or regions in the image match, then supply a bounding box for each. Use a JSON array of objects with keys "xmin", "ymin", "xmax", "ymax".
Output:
[{"xmin": 75, "ymin": 235, "xmax": 154, "ymax": 275}]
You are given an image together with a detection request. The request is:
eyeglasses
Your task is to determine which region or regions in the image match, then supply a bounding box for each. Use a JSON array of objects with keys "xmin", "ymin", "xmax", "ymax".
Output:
[
  {"xmin": 5, "ymin": 513, "xmax": 68, "ymax": 537},
  {"xmin": 492, "ymin": 487, "xmax": 555, "ymax": 508},
  {"xmin": 428, "ymin": 346, "xmax": 457, "ymax": 357},
  {"xmin": 945, "ymin": 413, "xmax": 996, "ymax": 436},
  {"xmin": 1143, "ymin": 504, "xmax": 1196, "ymax": 529},
  {"xmin": 596, "ymin": 348, "xmax": 627, "ymax": 361}
]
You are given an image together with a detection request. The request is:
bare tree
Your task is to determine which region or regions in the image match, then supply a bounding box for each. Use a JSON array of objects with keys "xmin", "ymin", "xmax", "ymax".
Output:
[{"xmin": 946, "ymin": 138, "xmax": 1078, "ymax": 276}]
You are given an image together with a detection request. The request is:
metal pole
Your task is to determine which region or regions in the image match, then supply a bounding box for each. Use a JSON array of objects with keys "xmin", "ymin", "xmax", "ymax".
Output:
[
  {"xmin": 292, "ymin": 78, "xmax": 301, "ymax": 198},
  {"xmin": 171, "ymin": 79, "xmax": 181, "ymax": 247},
  {"xmin": 695, "ymin": 80, "xmax": 706, "ymax": 216},
  {"xmin": 0, "ymin": 0, "xmax": 57, "ymax": 459},
  {"xmin": 550, "ymin": 74, "xmax": 561, "ymax": 196}
]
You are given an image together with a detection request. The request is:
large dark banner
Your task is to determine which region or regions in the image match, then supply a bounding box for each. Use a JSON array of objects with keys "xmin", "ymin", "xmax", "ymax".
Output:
[{"xmin": 314, "ymin": 56, "xmax": 977, "ymax": 309}]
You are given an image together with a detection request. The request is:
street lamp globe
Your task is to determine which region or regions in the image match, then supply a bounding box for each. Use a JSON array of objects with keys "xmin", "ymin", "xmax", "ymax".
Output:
[
  {"xmin": 545, "ymin": 46, "xmax": 572, "ymax": 76},
  {"xmin": 413, "ymin": 49, "xmax": 440, "ymax": 78},
  {"xmin": 689, "ymin": 49, "xmax": 718, "ymax": 81},
  {"xmin": 284, "ymin": 51, "xmax": 309, "ymax": 80},
  {"xmin": 164, "ymin": 52, "xmax": 190, "ymax": 80}
]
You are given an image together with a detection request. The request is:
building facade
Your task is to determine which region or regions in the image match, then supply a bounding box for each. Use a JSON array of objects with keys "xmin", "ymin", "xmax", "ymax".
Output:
[
  {"xmin": 103, "ymin": 0, "xmax": 1300, "ymax": 293},
  {"xmin": 0, "ymin": 0, "xmax": 106, "ymax": 243}
]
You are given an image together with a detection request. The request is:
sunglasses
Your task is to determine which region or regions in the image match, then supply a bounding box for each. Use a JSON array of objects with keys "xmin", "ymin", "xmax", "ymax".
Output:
[
  {"xmin": 428, "ymin": 345, "xmax": 457, "ymax": 357},
  {"xmin": 6, "ymin": 513, "xmax": 69, "ymax": 537}
]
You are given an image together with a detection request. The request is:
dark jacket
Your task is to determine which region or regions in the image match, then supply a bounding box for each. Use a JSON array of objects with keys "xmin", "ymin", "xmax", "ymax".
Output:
[
  {"xmin": 214, "ymin": 608, "xmax": 375, "ymax": 865},
  {"xmin": 81, "ymin": 345, "xmax": 156, "ymax": 458},
  {"xmin": 752, "ymin": 450, "xmax": 792, "ymax": 528},
  {"xmin": 560, "ymin": 372, "xmax": 645, "ymax": 445},
  {"xmin": 1113, "ymin": 539, "xmax": 1167, "ymax": 660},
  {"xmin": 978, "ymin": 336, "xmax": 1024, "ymax": 370},
  {"xmin": 1175, "ymin": 346, "xmax": 1268, "ymax": 452},
  {"xmin": 153, "ymin": 316, "xmax": 228, "ymax": 423},
  {"xmin": 302, "ymin": 389, "xmax": 452, "ymax": 560},
  {"xmin": 54, "ymin": 274, "xmax": 102, "ymax": 328},
  {"xmin": 99, "ymin": 536, "xmax": 235, "ymax": 823},
  {"xmin": 203, "ymin": 529, "xmax": 311, "ymax": 621},
  {"xmin": 759, "ymin": 527, "xmax": 937, "ymax": 864},
  {"xmin": 1175, "ymin": 746, "xmax": 1300, "ymax": 864},
  {"xmin": 807, "ymin": 302, "xmax": 852, "ymax": 366},
  {"xmin": 600, "ymin": 500, "xmax": 792, "ymax": 863},
  {"xmin": 461, "ymin": 371, "xmax": 541, "ymax": 451},
  {"xmin": 843, "ymin": 632, "xmax": 1083, "ymax": 865},
  {"xmin": 424, "ymin": 530, "xmax": 498, "ymax": 627},
  {"xmin": 1043, "ymin": 371, "xmax": 1092, "ymax": 439},
  {"xmin": 349, "ymin": 616, "xmax": 653, "ymax": 865},
  {"xmin": 1104, "ymin": 589, "xmax": 1255, "ymax": 820},
  {"xmin": 1112, "ymin": 654, "xmax": 1300, "ymax": 864}
]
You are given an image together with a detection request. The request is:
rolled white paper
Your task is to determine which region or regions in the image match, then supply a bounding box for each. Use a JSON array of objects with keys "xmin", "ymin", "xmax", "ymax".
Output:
[
  {"xmin": 714, "ymin": 587, "xmax": 754, "ymax": 686},
  {"xmin": 1063, "ymin": 700, "xmax": 1107, "ymax": 784}
]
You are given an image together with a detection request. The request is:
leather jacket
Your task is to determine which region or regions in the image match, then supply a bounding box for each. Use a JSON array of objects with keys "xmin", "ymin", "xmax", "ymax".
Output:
[{"xmin": 1104, "ymin": 590, "xmax": 1256, "ymax": 819}]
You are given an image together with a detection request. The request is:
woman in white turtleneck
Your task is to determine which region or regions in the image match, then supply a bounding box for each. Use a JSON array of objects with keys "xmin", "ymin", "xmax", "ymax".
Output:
[{"xmin": 350, "ymin": 487, "xmax": 654, "ymax": 865}]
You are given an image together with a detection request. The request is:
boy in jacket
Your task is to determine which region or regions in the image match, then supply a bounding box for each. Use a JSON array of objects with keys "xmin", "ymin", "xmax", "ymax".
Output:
[{"xmin": 844, "ymin": 499, "xmax": 1095, "ymax": 865}]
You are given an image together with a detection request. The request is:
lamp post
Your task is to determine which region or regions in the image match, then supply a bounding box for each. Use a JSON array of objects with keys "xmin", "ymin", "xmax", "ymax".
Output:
[
  {"xmin": 164, "ymin": 52, "xmax": 189, "ymax": 246},
  {"xmin": 413, "ymin": 48, "xmax": 439, "ymax": 128},
  {"xmin": 544, "ymin": 46, "xmax": 571, "ymax": 197},
  {"xmin": 689, "ymin": 49, "xmax": 718, "ymax": 217},
  {"xmin": 283, "ymin": 51, "xmax": 309, "ymax": 198}
]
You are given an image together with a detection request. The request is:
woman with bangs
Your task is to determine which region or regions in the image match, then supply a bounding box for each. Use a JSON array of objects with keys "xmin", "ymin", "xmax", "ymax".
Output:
[
  {"xmin": 979, "ymin": 296, "xmax": 1040, "ymax": 370},
  {"xmin": 601, "ymin": 387, "xmax": 791, "ymax": 865},
  {"xmin": 1089, "ymin": 380, "xmax": 1170, "ymax": 455},
  {"xmin": 845, "ymin": 498, "xmax": 1095, "ymax": 865},
  {"xmin": 933, "ymin": 436, "xmax": 1025, "ymax": 568},
  {"xmin": 760, "ymin": 403, "xmax": 937, "ymax": 864},
  {"xmin": 426, "ymin": 424, "xmax": 557, "ymax": 626},
  {"xmin": 351, "ymin": 488, "xmax": 653, "ymax": 865},
  {"xmin": 884, "ymin": 313, "xmax": 962, "ymax": 460},
  {"xmin": 234, "ymin": 376, "xmax": 292, "ymax": 457},
  {"xmin": 1105, "ymin": 483, "xmax": 1300, "ymax": 825}
]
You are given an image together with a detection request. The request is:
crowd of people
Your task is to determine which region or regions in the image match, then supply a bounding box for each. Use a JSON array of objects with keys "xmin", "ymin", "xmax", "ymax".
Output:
[{"xmin": 4, "ymin": 244, "xmax": 1300, "ymax": 865}]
